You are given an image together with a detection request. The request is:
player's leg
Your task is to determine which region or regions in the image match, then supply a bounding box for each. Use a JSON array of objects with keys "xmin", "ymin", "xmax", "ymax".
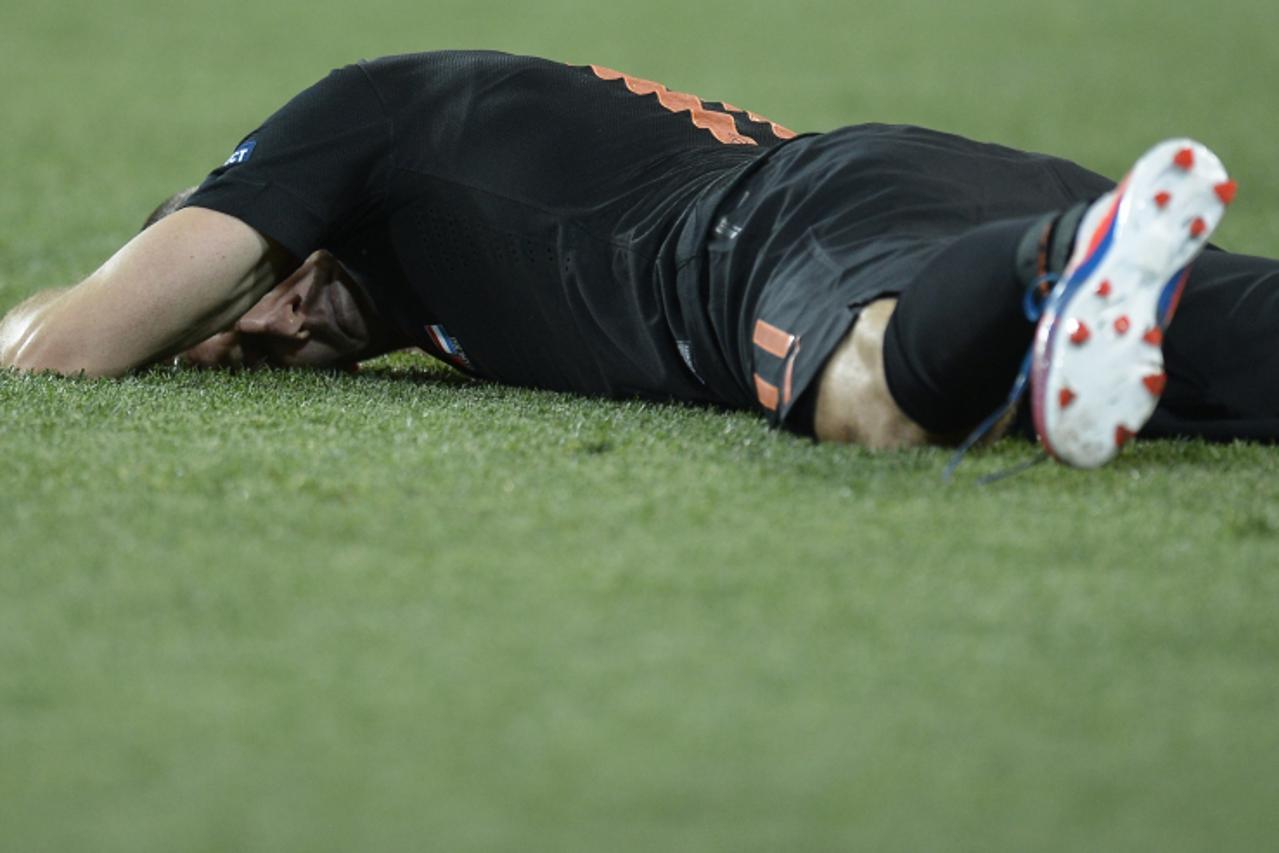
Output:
[
  {"xmin": 812, "ymin": 297, "xmax": 925, "ymax": 447},
  {"xmin": 816, "ymin": 139, "xmax": 1236, "ymax": 465},
  {"xmin": 814, "ymin": 212, "xmax": 1075, "ymax": 446},
  {"xmin": 815, "ymin": 242, "xmax": 1279, "ymax": 451},
  {"xmin": 886, "ymin": 214, "xmax": 1086, "ymax": 435},
  {"xmin": 1144, "ymin": 248, "xmax": 1279, "ymax": 440},
  {"xmin": 813, "ymin": 216, "xmax": 1050, "ymax": 446}
]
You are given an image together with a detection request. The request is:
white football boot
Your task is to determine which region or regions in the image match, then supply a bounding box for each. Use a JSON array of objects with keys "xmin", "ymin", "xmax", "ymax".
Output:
[{"xmin": 1030, "ymin": 139, "xmax": 1237, "ymax": 468}]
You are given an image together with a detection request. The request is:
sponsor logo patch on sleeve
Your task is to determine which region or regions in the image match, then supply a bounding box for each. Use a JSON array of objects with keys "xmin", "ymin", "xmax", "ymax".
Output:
[{"xmin": 224, "ymin": 140, "xmax": 257, "ymax": 166}]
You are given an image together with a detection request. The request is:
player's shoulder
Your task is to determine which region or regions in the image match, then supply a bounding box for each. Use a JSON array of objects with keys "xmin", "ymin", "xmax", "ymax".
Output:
[
  {"xmin": 352, "ymin": 50, "xmax": 593, "ymax": 116},
  {"xmin": 358, "ymin": 50, "xmax": 573, "ymax": 86}
]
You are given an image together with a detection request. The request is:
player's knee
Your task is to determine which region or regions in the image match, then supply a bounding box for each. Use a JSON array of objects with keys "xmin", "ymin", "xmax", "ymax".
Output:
[{"xmin": 812, "ymin": 298, "xmax": 933, "ymax": 449}]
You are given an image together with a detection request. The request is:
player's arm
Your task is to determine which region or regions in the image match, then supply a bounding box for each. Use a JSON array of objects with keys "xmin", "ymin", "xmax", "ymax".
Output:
[{"xmin": 0, "ymin": 207, "xmax": 293, "ymax": 377}]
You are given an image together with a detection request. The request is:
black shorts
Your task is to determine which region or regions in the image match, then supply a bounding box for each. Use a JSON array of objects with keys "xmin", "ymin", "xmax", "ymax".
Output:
[{"xmin": 677, "ymin": 124, "xmax": 1117, "ymax": 432}]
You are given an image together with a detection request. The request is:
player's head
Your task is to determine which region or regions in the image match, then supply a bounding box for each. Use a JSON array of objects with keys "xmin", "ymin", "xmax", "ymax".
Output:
[
  {"xmin": 143, "ymin": 187, "xmax": 199, "ymax": 231},
  {"xmin": 142, "ymin": 189, "xmax": 401, "ymax": 370},
  {"xmin": 181, "ymin": 250, "xmax": 395, "ymax": 370}
]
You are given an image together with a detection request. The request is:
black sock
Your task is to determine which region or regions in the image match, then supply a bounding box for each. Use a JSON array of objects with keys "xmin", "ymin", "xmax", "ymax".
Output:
[{"xmin": 881, "ymin": 208, "xmax": 1084, "ymax": 434}]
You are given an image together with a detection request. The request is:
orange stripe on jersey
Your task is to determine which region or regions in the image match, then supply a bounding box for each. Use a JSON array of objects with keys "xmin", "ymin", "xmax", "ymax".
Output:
[
  {"xmin": 722, "ymin": 102, "xmax": 798, "ymax": 140},
  {"xmin": 751, "ymin": 112, "xmax": 797, "ymax": 140},
  {"xmin": 752, "ymin": 319, "xmax": 795, "ymax": 359},
  {"xmin": 590, "ymin": 65, "xmax": 757, "ymax": 146},
  {"xmin": 754, "ymin": 374, "xmax": 780, "ymax": 411}
]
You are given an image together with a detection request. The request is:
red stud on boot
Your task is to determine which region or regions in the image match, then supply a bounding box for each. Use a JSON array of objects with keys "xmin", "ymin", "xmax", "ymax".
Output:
[{"xmin": 1068, "ymin": 319, "xmax": 1091, "ymax": 345}]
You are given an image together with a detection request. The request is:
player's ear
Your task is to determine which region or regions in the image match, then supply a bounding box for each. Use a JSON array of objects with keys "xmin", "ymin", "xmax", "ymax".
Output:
[
  {"xmin": 234, "ymin": 252, "xmax": 335, "ymax": 339},
  {"xmin": 234, "ymin": 278, "xmax": 307, "ymax": 338}
]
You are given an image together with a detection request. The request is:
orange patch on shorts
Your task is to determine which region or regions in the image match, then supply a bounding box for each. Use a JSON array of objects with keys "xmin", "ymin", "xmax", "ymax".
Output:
[
  {"xmin": 752, "ymin": 319, "xmax": 795, "ymax": 359},
  {"xmin": 754, "ymin": 373, "xmax": 780, "ymax": 411}
]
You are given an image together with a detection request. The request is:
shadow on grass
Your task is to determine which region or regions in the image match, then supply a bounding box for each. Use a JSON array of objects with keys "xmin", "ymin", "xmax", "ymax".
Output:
[{"xmin": 351, "ymin": 354, "xmax": 746, "ymax": 419}]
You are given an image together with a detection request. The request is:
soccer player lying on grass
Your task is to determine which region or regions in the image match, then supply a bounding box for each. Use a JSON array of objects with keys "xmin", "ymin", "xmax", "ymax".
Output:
[{"xmin": 2, "ymin": 51, "xmax": 1277, "ymax": 469}]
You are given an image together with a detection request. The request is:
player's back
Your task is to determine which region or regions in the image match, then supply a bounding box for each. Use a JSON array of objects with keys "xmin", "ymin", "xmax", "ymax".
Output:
[
  {"xmin": 363, "ymin": 51, "xmax": 782, "ymax": 226},
  {"xmin": 353, "ymin": 51, "xmax": 794, "ymax": 397}
]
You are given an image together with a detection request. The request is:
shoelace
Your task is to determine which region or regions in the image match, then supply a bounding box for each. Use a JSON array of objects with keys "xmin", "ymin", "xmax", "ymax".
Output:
[{"xmin": 942, "ymin": 273, "xmax": 1058, "ymax": 484}]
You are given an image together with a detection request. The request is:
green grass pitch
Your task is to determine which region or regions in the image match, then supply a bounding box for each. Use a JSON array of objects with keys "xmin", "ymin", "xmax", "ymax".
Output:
[{"xmin": 3, "ymin": 1, "xmax": 1279, "ymax": 850}]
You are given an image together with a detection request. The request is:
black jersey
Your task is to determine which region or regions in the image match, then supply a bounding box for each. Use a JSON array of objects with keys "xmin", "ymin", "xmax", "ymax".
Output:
[{"xmin": 184, "ymin": 50, "xmax": 795, "ymax": 407}]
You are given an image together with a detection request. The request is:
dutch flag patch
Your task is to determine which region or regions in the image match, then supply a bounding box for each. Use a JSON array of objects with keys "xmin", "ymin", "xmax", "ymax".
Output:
[{"xmin": 425, "ymin": 324, "xmax": 473, "ymax": 369}]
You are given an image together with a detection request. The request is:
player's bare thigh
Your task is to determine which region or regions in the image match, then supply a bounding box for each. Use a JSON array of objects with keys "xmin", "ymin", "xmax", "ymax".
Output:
[
  {"xmin": 813, "ymin": 298, "xmax": 1015, "ymax": 448},
  {"xmin": 812, "ymin": 299, "xmax": 926, "ymax": 447}
]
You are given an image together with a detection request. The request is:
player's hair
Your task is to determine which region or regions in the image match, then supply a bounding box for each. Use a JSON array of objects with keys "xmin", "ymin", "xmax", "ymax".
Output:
[{"xmin": 141, "ymin": 186, "xmax": 200, "ymax": 231}]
